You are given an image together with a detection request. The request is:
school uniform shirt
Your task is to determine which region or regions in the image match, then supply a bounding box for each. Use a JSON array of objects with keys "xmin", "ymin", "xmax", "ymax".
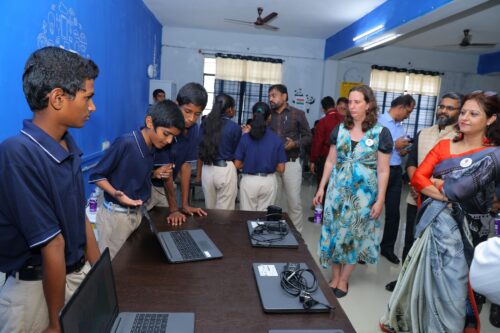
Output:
[
  {"xmin": 199, "ymin": 117, "xmax": 242, "ymax": 161},
  {"xmin": 89, "ymin": 129, "xmax": 154, "ymax": 205},
  {"xmin": 235, "ymin": 129, "xmax": 287, "ymax": 174},
  {"xmin": 153, "ymin": 123, "xmax": 200, "ymax": 180},
  {"xmin": 0, "ymin": 120, "xmax": 87, "ymax": 272}
]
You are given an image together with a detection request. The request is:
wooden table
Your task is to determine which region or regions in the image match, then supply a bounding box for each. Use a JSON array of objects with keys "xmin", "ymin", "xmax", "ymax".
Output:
[{"xmin": 112, "ymin": 208, "xmax": 356, "ymax": 333}]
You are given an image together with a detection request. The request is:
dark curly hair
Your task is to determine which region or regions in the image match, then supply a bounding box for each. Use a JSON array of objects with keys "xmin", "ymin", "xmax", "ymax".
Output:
[
  {"xmin": 453, "ymin": 90, "xmax": 500, "ymax": 145},
  {"xmin": 199, "ymin": 93, "xmax": 235, "ymax": 163},
  {"xmin": 343, "ymin": 85, "xmax": 378, "ymax": 132}
]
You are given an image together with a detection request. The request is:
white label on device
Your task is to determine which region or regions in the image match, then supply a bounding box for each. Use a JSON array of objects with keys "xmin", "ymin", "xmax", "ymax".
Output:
[
  {"xmin": 204, "ymin": 251, "xmax": 211, "ymax": 257},
  {"xmin": 258, "ymin": 264, "xmax": 278, "ymax": 277},
  {"xmin": 251, "ymin": 221, "xmax": 264, "ymax": 228}
]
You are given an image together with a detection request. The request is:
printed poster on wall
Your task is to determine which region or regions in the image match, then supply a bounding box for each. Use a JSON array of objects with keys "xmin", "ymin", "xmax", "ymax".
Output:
[{"xmin": 340, "ymin": 81, "xmax": 363, "ymax": 98}]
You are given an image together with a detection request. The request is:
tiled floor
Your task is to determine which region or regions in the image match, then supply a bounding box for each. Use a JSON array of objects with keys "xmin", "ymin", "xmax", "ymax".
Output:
[{"xmin": 1, "ymin": 177, "xmax": 497, "ymax": 332}]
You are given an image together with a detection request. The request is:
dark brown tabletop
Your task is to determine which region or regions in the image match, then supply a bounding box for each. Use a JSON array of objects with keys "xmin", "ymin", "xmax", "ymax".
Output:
[{"xmin": 112, "ymin": 208, "xmax": 356, "ymax": 333}]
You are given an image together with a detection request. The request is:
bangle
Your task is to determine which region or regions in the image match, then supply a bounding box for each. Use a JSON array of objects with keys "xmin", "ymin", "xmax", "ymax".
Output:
[{"xmin": 169, "ymin": 209, "xmax": 179, "ymax": 214}]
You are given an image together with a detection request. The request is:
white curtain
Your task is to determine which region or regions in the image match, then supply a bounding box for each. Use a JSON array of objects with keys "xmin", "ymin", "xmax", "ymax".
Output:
[
  {"xmin": 215, "ymin": 57, "xmax": 282, "ymax": 84},
  {"xmin": 370, "ymin": 68, "xmax": 441, "ymax": 96}
]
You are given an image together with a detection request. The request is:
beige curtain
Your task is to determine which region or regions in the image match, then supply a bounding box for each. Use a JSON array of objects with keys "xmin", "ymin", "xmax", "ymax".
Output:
[
  {"xmin": 370, "ymin": 68, "xmax": 441, "ymax": 96},
  {"xmin": 215, "ymin": 57, "xmax": 282, "ymax": 84}
]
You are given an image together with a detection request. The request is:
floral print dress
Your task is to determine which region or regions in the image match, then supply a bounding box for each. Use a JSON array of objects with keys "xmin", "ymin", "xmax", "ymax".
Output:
[{"xmin": 319, "ymin": 123, "xmax": 385, "ymax": 266}]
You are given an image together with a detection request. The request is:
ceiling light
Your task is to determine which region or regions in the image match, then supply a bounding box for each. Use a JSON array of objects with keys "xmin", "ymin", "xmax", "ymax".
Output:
[
  {"xmin": 353, "ymin": 24, "xmax": 384, "ymax": 42},
  {"xmin": 363, "ymin": 34, "xmax": 401, "ymax": 50}
]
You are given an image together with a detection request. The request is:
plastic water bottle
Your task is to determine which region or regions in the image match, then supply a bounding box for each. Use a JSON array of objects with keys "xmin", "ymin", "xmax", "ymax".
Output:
[
  {"xmin": 313, "ymin": 204, "xmax": 323, "ymax": 224},
  {"xmin": 88, "ymin": 190, "xmax": 98, "ymax": 213},
  {"xmin": 495, "ymin": 212, "xmax": 500, "ymax": 236}
]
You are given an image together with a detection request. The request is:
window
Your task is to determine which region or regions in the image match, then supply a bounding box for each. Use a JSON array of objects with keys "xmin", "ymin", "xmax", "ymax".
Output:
[
  {"xmin": 203, "ymin": 53, "xmax": 283, "ymax": 125},
  {"xmin": 370, "ymin": 66, "xmax": 441, "ymax": 138},
  {"xmin": 203, "ymin": 57, "xmax": 216, "ymax": 115}
]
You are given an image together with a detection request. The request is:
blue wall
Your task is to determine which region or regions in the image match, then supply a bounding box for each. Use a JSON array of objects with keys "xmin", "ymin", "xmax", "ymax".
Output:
[{"xmin": 0, "ymin": 0, "xmax": 162, "ymax": 195}]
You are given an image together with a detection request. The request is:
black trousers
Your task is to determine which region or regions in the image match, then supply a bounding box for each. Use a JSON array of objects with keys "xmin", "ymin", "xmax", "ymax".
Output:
[
  {"xmin": 402, "ymin": 203, "xmax": 418, "ymax": 262},
  {"xmin": 380, "ymin": 165, "xmax": 403, "ymax": 253}
]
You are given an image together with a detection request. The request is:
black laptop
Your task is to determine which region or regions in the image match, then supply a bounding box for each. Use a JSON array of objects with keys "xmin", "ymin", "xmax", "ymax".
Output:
[
  {"xmin": 59, "ymin": 249, "xmax": 194, "ymax": 333},
  {"xmin": 247, "ymin": 220, "xmax": 299, "ymax": 248},
  {"xmin": 142, "ymin": 206, "xmax": 223, "ymax": 263},
  {"xmin": 253, "ymin": 262, "xmax": 332, "ymax": 313}
]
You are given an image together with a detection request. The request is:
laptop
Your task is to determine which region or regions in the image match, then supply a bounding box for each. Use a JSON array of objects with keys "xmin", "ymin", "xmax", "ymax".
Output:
[
  {"xmin": 247, "ymin": 220, "xmax": 299, "ymax": 248},
  {"xmin": 253, "ymin": 262, "xmax": 332, "ymax": 313},
  {"xmin": 142, "ymin": 206, "xmax": 223, "ymax": 263},
  {"xmin": 59, "ymin": 249, "xmax": 194, "ymax": 333},
  {"xmin": 269, "ymin": 329, "xmax": 344, "ymax": 333}
]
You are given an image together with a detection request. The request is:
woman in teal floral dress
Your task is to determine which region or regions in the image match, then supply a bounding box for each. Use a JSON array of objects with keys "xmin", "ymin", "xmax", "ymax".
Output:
[{"xmin": 313, "ymin": 85, "xmax": 392, "ymax": 298}]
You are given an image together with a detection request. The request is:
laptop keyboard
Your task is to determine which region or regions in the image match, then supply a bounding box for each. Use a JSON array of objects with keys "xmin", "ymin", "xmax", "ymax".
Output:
[
  {"xmin": 171, "ymin": 231, "xmax": 205, "ymax": 260},
  {"xmin": 131, "ymin": 313, "xmax": 168, "ymax": 333}
]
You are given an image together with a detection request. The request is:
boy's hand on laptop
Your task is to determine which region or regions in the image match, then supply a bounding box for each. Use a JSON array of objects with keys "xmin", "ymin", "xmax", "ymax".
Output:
[
  {"xmin": 182, "ymin": 206, "xmax": 207, "ymax": 217},
  {"xmin": 114, "ymin": 191, "xmax": 143, "ymax": 207},
  {"xmin": 166, "ymin": 211, "xmax": 186, "ymax": 226}
]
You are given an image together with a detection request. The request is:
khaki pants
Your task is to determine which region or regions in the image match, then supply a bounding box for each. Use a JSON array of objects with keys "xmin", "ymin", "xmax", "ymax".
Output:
[
  {"xmin": 239, "ymin": 174, "xmax": 278, "ymax": 211},
  {"xmin": 96, "ymin": 204, "xmax": 142, "ymax": 259},
  {"xmin": 145, "ymin": 184, "xmax": 169, "ymax": 210},
  {"xmin": 276, "ymin": 159, "xmax": 304, "ymax": 233},
  {"xmin": 201, "ymin": 163, "xmax": 237, "ymax": 210},
  {"xmin": 0, "ymin": 262, "xmax": 91, "ymax": 333}
]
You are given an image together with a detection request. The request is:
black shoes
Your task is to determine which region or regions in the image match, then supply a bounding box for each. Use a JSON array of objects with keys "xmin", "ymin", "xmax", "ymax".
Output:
[
  {"xmin": 385, "ymin": 280, "xmax": 397, "ymax": 292},
  {"xmin": 381, "ymin": 250, "xmax": 400, "ymax": 264},
  {"xmin": 491, "ymin": 303, "xmax": 500, "ymax": 328}
]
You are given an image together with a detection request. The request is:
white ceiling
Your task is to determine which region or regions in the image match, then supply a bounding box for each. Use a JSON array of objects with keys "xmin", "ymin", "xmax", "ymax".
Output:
[{"xmin": 143, "ymin": 0, "xmax": 500, "ymax": 56}]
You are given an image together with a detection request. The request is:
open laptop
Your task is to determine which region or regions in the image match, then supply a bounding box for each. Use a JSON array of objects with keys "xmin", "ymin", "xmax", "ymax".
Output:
[
  {"xmin": 142, "ymin": 206, "xmax": 223, "ymax": 263},
  {"xmin": 59, "ymin": 249, "xmax": 194, "ymax": 333},
  {"xmin": 253, "ymin": 262, "xmax": 332, "ymax": 313},
  {"xmin": 247, "ymin": 220, "xmax": 299, "ymax": 248}
]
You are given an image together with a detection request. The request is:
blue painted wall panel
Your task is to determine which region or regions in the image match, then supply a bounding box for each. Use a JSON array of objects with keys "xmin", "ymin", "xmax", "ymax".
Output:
[
  {"xmin": 324, "ymin": 0, "xmax": 453, "ymax": 59},
  {"xmin": 0, "ymin": 1, "xmax": 162, "ymax": 195},
  {"xmin": 477, "ymin": 51, "xmax": 500, "ymax": 75}
]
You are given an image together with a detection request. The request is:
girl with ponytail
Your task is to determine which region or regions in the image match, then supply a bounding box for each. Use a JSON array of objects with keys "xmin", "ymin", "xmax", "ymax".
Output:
[
  {"xmin": 234, "ymin": 102, "xmax": 287, "ymax": 211},
  {"xmin": 198, "ymin": 93, "xmax": 241, "ymax": 209}
]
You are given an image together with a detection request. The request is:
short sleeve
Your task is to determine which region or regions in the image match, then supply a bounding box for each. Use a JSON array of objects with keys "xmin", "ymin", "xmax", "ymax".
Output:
[
  {"xmin": 378, "ymin": 127, "xmax": 394, "ymax": 153},
  {"xmin": 329, "ymin": 125, "xmax": 341, "ymax": 145}
]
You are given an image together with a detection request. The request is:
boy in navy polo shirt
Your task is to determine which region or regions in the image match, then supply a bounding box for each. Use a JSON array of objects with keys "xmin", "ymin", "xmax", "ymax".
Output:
[
  {"xmin": 0, "ymin": 47, "xmax": 100, "ymax": 332},
  {"xmin": 89, "ymin": 100, "xmax": 184, "ymax": 258},
  {"xmin": 150, "ymin": 83, "xmax": 209, "ymax": 225}
]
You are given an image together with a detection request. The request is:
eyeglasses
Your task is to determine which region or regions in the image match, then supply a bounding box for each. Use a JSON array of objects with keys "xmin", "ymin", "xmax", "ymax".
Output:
[
  {"xmin": 437, "ymin": 104, "xmax": 459, "ymax": 111},
  {"xmin": 471, "ymin": 90, "xmax": 499, "ymax": 97}
]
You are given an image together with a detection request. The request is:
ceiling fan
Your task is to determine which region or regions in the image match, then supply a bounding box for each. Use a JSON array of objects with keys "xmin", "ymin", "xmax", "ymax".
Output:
[
  {"xmin": 224, "ymin": 7, "xmax": 279, "ymax": 31},
  {"xmin": 456, "ymin": 29, "xmax": 496, "ymax": 48}
]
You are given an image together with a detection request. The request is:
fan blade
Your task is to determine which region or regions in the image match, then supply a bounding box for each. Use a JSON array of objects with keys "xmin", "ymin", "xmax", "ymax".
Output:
[
  {"xmin": 256, "ymin": 24, "xmax": 279, "ymax": 31},
  {"xmin": 463, "ymin": 43, "xmax": 496, "ymax": 48},
  {"xmin": 261, "ymin": 12, "xmax": 278, "ymax": 24},
  {"xmin": 224, "ymin": 18, "xmax": 254, "ymax": 25}
]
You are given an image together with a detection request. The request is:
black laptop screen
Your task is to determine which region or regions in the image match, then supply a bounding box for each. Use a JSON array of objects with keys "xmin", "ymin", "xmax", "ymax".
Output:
[{"xmin": 60, "ymin": 249, "xmax": 119, "ymax": 333}]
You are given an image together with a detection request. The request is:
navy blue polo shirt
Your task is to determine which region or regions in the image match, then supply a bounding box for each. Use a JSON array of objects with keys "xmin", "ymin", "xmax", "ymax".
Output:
[
  {"xmin": 235, "ymin": 129, "xmax": 287, "ymax": 174},
  {"xmin": 154, "ymin": 124, "xmax": 199, "ymax": 179},
  {"xmin": 0, "ymin": 120, "xmax": 87, "ymax": 272},
  {"xmin": 199, "ymin": 117, "xmax": 242, "ymax": 161},
  {"xmin": 89, "ymin": 129, "xmax": 154, "ymax": 205}
]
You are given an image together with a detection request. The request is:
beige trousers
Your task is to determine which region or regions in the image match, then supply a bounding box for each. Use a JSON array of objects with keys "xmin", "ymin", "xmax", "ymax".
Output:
[
  {"xmin": 0, "ymin": 262, "xmax": 91, "ymax": 333},
  {"xmin": 145, "ymin": 184, "xmax": 169, "ymax": 210},
  {"xmin": 96, "ymin": 204, "xmax": 142, "ymax": 259},
  {"xmin": 201, "ymin": 162, "xmax": 237, "ymax": 210},
  {"xmin": 276, "ymin": 159, "xmax": 304, "ymax": 233},
  {"xmin": 239, "ymin": 174, "xmax": 278, "ymax": 211}
]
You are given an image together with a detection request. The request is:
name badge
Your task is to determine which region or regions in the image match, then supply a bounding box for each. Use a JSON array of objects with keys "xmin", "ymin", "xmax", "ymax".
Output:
[
  {"xmin": 365, "ymin": 139, "xmax": 374, "ymax": 147},
  {"xmin": 460, "ymin": 157, "xmax": 472, "ymax": 168}
]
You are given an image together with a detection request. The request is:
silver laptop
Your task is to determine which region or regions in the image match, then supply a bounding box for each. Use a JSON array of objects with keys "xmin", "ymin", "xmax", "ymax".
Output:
[
  {"xmin": 142, "ymin": 206, "xmax": 223, "ymax": 263},
  {"xmin": 253, "ymin": 262, "xmax": 332, "ymax": 313},
  {"xmin": 247, "ymin": 220, "xmax": 299, "ymax": 248},
  {"xmin": 59, "ymin": 249, "xmax": 194, "ymax": 333}
]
